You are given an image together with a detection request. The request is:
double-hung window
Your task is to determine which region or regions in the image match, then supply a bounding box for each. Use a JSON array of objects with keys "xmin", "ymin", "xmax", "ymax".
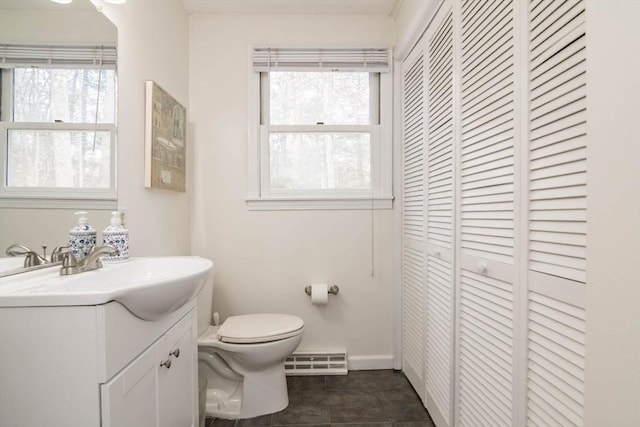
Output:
[
  {"xmin": 0, "ymin": 44, "xmax": 117, "ymax": 208},
  {"xmin": 248, "ymin": 46, "xmax": 393, "ymax": 210}
]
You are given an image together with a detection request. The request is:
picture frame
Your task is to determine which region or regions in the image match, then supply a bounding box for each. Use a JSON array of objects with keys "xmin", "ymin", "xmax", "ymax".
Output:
[{"xmin": 144, "ymin": 80, "xmax": 186, "ymax": 192}]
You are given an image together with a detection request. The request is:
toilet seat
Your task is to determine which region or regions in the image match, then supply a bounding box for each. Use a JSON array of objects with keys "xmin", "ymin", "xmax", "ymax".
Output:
[{"xmin": 217, "ymin": 313, "xmax": 304, "ymax": 344}]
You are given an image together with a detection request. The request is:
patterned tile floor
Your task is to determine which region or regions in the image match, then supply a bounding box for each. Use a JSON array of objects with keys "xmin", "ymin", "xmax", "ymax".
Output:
[{"xmin": 206, "ymin": 370, "xmax": 435, "ymax": 427}]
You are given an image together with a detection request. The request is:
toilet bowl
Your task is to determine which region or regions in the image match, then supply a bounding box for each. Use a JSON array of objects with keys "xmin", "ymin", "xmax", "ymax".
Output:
[{"xmin": 196, "ymin": 276, "xmax": 304, "ymax": 419}]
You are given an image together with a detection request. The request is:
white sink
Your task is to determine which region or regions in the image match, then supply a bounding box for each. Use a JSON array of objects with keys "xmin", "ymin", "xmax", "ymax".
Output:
[
  {"xmin": 0, "ymin": 256, "xmax": 26, "ymax": 273},
  {"xmin": 0, "ymin": 257, "xmax": 213, "ymax": 320}
]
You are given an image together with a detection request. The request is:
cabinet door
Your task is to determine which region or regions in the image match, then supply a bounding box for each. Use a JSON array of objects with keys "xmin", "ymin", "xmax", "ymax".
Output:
[
  {"xmin": 101, "ymin": 310, "xmax": 196, "ymax": 427},
  {"xmin": 159, "ymin": 312, "xmax": 197, "ymax": 427},
  {"xmin": 457, "ymin": 0, "xmax": 518, "ymax": 425},
  {"xmin": 423, "ymin": 3, "xmax": 454, "ymax": 426},
  {"xmin": 525, "ymin": 1, "xmax": 587, "ymax": 425},
  {"xmin": 400, "ymin": 37, "xmax": 427, "ymax": 398},
  {"xmin": 101, "ymin": 340, "xmax": 161, "ymax": 427}
]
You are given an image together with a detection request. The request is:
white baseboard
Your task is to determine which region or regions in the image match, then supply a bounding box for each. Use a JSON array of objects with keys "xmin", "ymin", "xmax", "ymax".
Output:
[{"xmin": 347, "ymin": 355, "xmax": 395, "ymax": 371}]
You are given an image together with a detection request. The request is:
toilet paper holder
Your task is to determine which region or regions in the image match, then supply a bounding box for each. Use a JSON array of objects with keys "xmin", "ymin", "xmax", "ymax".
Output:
[{"xmin": 304, "ymin": 285, "xmax": 340, "ymax": 296}]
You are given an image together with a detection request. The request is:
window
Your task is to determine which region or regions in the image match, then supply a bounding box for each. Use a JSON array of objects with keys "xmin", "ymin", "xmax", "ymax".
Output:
[
  {"xmin": 0, "ymin": 44, "xmax": 117, "ymax": 208},
  {"xmin": 248, "ymin": 46, "xmax": 393, "ymax": 210}
]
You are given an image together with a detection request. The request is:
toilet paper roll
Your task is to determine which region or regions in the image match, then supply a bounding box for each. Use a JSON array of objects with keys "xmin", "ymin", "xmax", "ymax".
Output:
[{"xmin": 311, "ymin": 283, "xmax": 329, "ymax": 305}]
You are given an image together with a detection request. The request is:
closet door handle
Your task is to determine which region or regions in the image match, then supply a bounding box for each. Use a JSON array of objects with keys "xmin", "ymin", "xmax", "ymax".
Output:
[
  {"xmin": 476, "ymin": 261, "xmax": 488, "ymax": 275},
  {"xmin": 170, "ymin": 348, "xmax": 180, "ymax": 358},
  {"xmin": 160, "ymin": 359, "xmax": 172, "ymax": 369}
]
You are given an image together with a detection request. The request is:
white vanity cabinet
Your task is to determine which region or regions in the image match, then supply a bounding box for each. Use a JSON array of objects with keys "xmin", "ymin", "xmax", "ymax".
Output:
[
  {"xmin": 0, "ymin": 299, "xmax": 198, "ymax": 427},
  {"xmin": 101, "ymin": 307, "xmax": 197, "ymax": 427}
]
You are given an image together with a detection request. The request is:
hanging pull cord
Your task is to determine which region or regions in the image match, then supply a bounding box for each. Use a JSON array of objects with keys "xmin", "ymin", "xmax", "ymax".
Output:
[
  {"xmin": 92, "ymin": 47, "xmax": 104, "ymax": 151},
  {"xmin": 371, "ymin": 194, "xmax": 375, "ymax": 277}
]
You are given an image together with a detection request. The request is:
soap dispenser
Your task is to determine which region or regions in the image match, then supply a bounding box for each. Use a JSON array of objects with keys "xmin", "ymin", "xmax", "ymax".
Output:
[
  {"xmin": 69, "ymin": 211, "xmax": 96, "ymax": 260},
  {"xmin": 102, "ymin": 211, "xmax": 129, "ymax": 262}
]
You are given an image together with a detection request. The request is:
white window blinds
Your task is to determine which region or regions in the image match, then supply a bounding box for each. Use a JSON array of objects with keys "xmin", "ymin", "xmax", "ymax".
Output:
[
  {"xmin": 251, "ymin": 46, "xmax": 391, "ymax": 72},
  {"xmin": 0, "ymin": 44, "xmax": 117, "ymax": 69}
]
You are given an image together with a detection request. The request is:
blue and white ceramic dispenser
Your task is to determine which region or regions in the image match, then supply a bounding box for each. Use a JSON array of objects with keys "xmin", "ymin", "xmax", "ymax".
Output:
[
  {"xmin": 69, "ymin": 211, "xmax": 96, "ymax": 260},
  {"xmin": 102, "ymin": 211, "xmax": 129, "ymax": 262}
]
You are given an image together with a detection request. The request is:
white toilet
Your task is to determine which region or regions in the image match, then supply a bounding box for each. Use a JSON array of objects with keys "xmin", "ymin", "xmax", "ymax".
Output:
[{"xmin": 196, "ymin": 276, "xmax": 304, "ymax": 419}]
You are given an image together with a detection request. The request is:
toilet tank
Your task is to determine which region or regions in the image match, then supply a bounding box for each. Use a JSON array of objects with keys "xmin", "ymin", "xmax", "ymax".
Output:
[{"xmin": 196, "ymin": 268, "xmax": 214, "ymax": 336}]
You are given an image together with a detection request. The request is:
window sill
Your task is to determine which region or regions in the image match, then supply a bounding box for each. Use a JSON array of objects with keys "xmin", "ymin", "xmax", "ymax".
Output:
[
  {"xmin": 0, "ymin": 196, "xmax": 117, "ymax": 210},
  {"xmin": 246, "ymin": 196, "xmax": 394, "ymax": 211}
]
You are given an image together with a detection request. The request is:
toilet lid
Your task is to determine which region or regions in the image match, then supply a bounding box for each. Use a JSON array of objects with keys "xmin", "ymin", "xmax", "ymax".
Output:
[{"xmin": 217, "ymin": 313, "xmax": 304, "ymax": 344}]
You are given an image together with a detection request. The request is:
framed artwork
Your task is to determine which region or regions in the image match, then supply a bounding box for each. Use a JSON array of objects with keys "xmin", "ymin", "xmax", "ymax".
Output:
[{"xmin": 144, "ymin": 80, "xmax": 186, "ymax": 192}]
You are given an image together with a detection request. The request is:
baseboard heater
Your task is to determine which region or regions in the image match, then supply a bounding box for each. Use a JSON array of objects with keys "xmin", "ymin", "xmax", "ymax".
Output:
[{"xmin": 285, "ymin": 351, "xmax": 348, "ymax": 375}]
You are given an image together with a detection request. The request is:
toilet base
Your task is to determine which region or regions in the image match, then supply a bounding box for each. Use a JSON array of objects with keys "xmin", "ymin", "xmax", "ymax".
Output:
[
  {"xmin": 204, "ymin": 364, "xmax": 289, "ymax": 419},
  {"xmin": 205, "ymin": 388, "xmax": 241, "ymax": 419}
]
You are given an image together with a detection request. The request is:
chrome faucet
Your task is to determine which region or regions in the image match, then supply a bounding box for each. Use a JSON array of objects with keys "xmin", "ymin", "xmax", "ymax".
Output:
[
  {"xmin": 59, "ymin": 244, "xmax": 120, "ymax": 276},
  {"xmin": 5, "ymin": 243, "xmax": 48, "ymax": 267}
]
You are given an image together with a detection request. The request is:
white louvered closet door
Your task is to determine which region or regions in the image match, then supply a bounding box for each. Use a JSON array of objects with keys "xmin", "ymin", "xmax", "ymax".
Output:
[
  {"xmin": 401, "ymin": 42, "xmax": 427, "ymax": 398},
  {"xmin": 400, "ymin": 1, "xmax": 592, "ymax": 426},
  {"xmin": 423, "ymin": 3, "xmax": 454, "ymax": 427},
  {"xmin": 457, "ymin": 0, "xmax": 518, "ymax": 426},
  {"xmin": 525, "ymin": 1, "xmax": 587, "ymax": 425}
]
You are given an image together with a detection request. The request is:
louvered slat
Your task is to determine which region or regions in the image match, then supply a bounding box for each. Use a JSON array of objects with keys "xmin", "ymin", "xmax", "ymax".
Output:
[
  {"xmin": 458, "ymin": 6, "xmax": 516, "ymax": 422},
  {"xmin": 424, "ymin": 9, "xmax": 454, "ymax": 424},
  {"xmin": 427, "ymin": 11, "xmax": 454, "ymax": 250},
  {"xmin": 403, "ymin": 54, "xmax": 425, "ymax": 242},
  {"xmin": 401, "ymin": 49, "xmax": 426, "ymax": 391},
  {"xmin": 528, "ymin": 0, "xmax": 587, "ymax": 284},
  {"xmin": 527, "ymin": 292, "xmax": 585, "ymax": 426},
  {"xmin": 459, "ymin": 270, "xmax": 514, "ymax": 427},
  {"xmin": 460, "ymin": 0, "xmax": 515, "ymax": 265},
  {"xmin": 526, "ymin": 2, "xmax": 587, "ymax": 425},
  {"xmin": 403, "ymin": 245, "xmax": 424, "ymax": 377},
  {"xmin": 426, "ymin": 255, "xmax": 453, "ymax": 421}
]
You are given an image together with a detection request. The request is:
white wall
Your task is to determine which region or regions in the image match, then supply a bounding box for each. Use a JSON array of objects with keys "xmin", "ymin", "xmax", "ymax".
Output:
[
  {"xmin": 98, "ymin": 0, "xmax": 191, "ymax": 256},
  {"xmin": 189, "ymin": 14, "xmax": 396, "ymax": 367},
  {"xmin": 585, "ymin": 1, "xmax": 640, "ymax": 425},
  {"xmin": 0, "ymin": 7, "xmax": 115, "ymax": 43},
  {"xmin": 392, "ymin": 0, "xmax": 439, "ymax": 60}
]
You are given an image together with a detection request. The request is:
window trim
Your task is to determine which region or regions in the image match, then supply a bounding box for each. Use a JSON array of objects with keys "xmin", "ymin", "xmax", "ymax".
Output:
[
  {"xmin": 0, "ymin": 121, "xmax": 117, "ymax": 209},
  {"xmin": 0, "ymin": 65, "xmax": 117, "ymax": 209},
  {"xmin": 247, "ymin": 48, "xmax": 393, "ymax": 211},
  {"xmin": 260, "ymin": 124, "xmax": 378, "ymax": 198}
]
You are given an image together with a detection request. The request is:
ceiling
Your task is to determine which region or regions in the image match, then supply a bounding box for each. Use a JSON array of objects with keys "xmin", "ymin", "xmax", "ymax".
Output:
[
  {"xmin": 181, "ymin": 0, "xmax": 400, "ymax": 16},
  {"xmin": 0, "ymin": 0, "xmax": 401, "ymax": 16},
  {"xmin": 0, "ymin": 0, "xmax": 95, "ymax": 10}
]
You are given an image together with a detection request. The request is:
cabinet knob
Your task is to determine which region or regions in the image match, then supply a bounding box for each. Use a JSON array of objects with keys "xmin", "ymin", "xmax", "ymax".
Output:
[
  {"xmin": 170, "ymin": 348, "xmax": 180, "ymax": 358},
  {"xmin": 160, "ymin": 359, "xmax": 172, "ymax": 369}
]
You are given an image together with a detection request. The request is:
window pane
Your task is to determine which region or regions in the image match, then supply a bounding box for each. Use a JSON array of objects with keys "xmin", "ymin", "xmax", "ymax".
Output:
[
  {"xmin": 270, "ymin": 72, "xmax": 370, "ymax": 125},
  {"xmin": 12, "ymin": 68, "xmax": 116, "ymax": 123},
  {"xmin": 7, "ymin": 129, "xmax": 111, "ymax": 188},
  {"xmin": 269, "ymin": 132, "xmax": 371, "ymax": 190}
]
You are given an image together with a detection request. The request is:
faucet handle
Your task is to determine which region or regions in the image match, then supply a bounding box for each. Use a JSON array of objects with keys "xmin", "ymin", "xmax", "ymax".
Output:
[
  {"xmin": 59, "ymin": 244, "xmax": 119, "ymax": 276},
  {"xmin": 86, "ymin": 244, "xmax": 119, "ymax": 269},
  {"xmin": 51, "ymin": 245, "xmax": 71, "ymax": 263},
  {"xmin": 61, "ymin": 250, "xmax": 78, "ymax": 268}
]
